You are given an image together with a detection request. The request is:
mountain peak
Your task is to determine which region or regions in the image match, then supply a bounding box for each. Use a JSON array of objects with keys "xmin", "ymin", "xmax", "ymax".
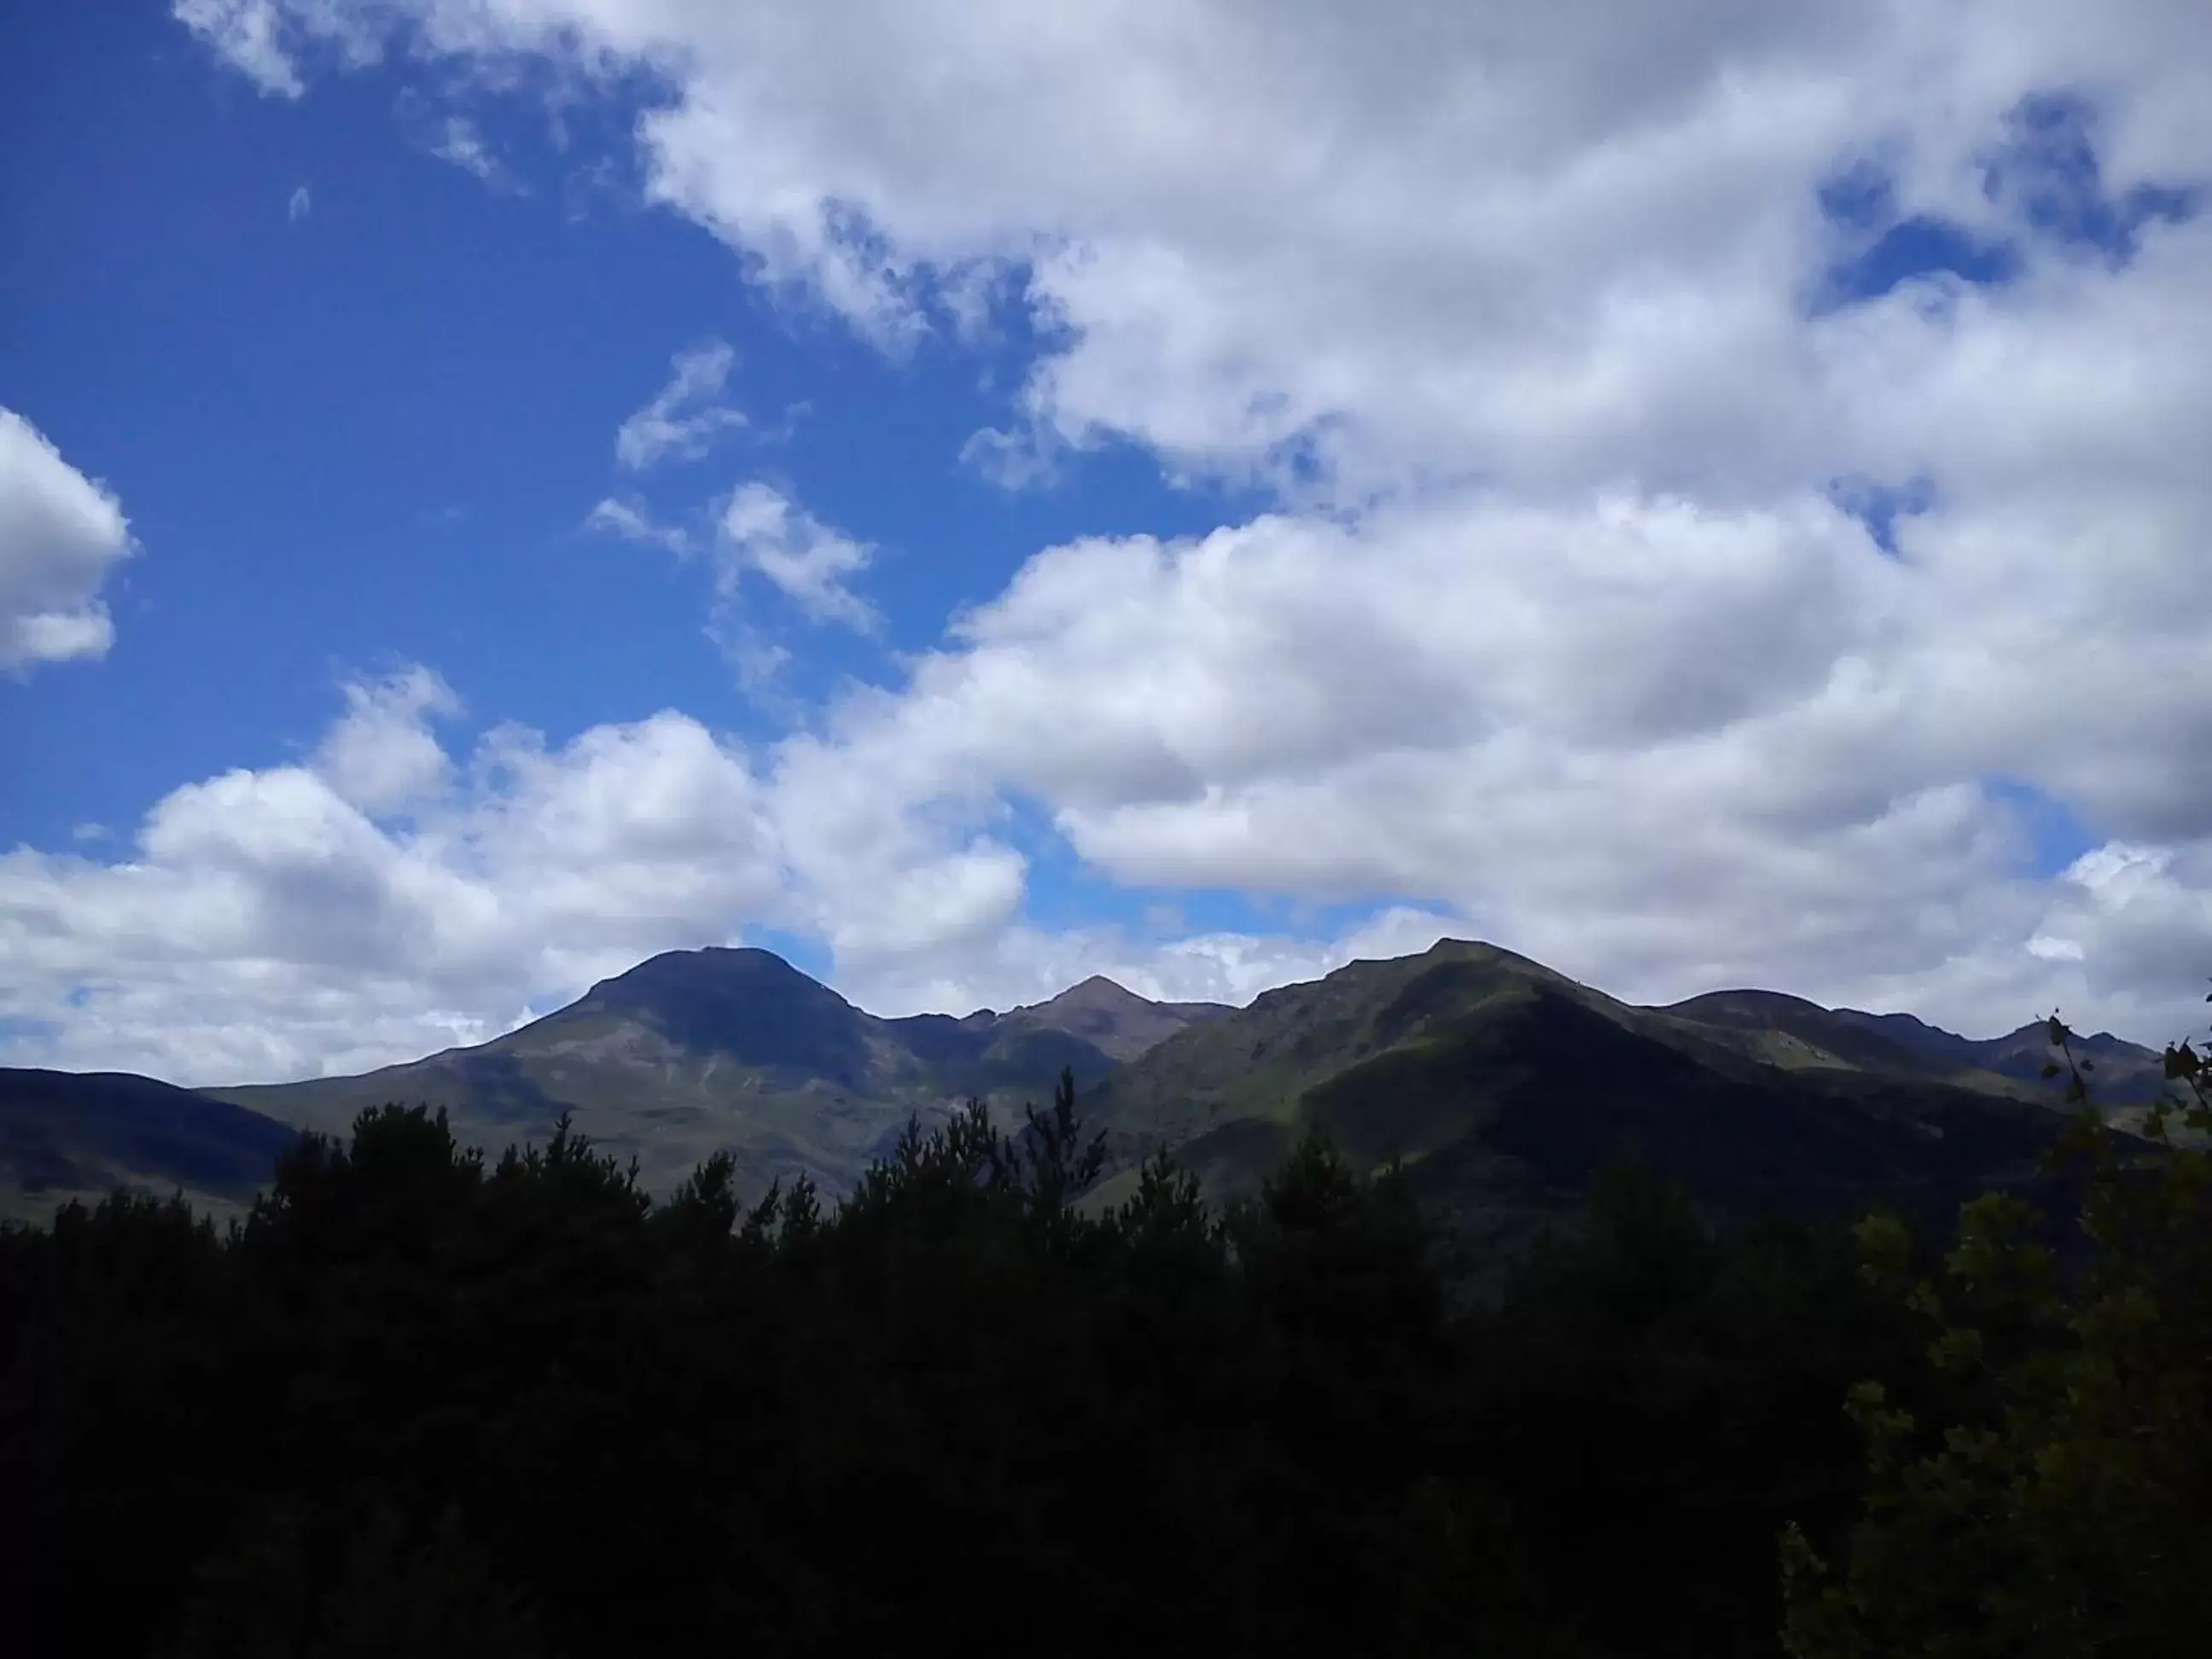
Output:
[
  {"xmin": 1417, "ymin": 937, "xmax": 1569, "ymax": 977},
  {"xmin": 1007, "ymin": 975, "xmax": 1229, "ymax": 1062},
  {"xmin": 607, "ymin": 944, "xmax": 809, "ymax": 984},
  {"xmin": 1664, "ymin": 988, "xmax": 1832, "ymax": 1024},
  {"xmin": 556, "ymin": 945, "xmax": 869, "ymax": 1080},
  {"xmin": 578, "ymin": 945, "xmax": 855, "ymax": 1011},
  {"xmin": 1052, "ymin": 974, "xmax": 1145, "ymax": 1005}
]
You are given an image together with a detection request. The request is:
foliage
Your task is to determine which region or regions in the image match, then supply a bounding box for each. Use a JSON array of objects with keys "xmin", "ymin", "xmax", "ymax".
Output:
[
  {"xmin": 1781, "ymin": 992, "xmax": 2212, "ymax": 1658},
  {"xmin": 1459, "ymin": 1149, "xmax": 1930, "ymax": 1658},
  {"xmin": 1, "ymin": 1073, "xmax": 1552, "ymax": 1655},
  {"xmin": 3, "ymin": 1029, "xmax": 2145, "ymax": 1658}
]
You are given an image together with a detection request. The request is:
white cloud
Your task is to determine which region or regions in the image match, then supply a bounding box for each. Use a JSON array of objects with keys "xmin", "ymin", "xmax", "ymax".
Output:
[
  {"xmin": 172, "ymin": 0, "xmax": 304, "ymax": 97},
  {"xmin": 0, "ymin": 408, "xmax": 134, "ymax": 672},
  {"xmin": 288, "ymin": 183, "xmax": 311, "ymax": 222},
  {"xmin": 584, "ymin": 495, "xmax": 690, "ymax": 552},
  {"xmin": 208, "ymin": 3, "xmax": 2207, "ymax": 495},
  {"xmin": 101, "ymin": 0, "xmax": 2212, "ymax": 1069},
  {"xmin": 589, "ymin": 481, "xmax": 876, "ymax": 694},
  {"xmin": 0, "ymin": 667, "xmax": 1458, "ymax": 1082},
  {"xmin": 312, "ymin": 666, "xmax": 463, "ymax": 814},
  {"xmin": 716, "ymin": 482, "xmax": 877, "ymax": 632},
  {"xmin": 707, "ymin": 616, "xmax": 793, "ymax": 701},
  {"xmin": 172, "ymin": 0, "xmax": 387, "ymax": 98},
  {"xmin": 0, "ymin": 678, "xmax": 791, "ymax": 1084},
  {"xmin": 428, "ymin": 114, "xmax": 519, "ymax": 189},
  {"xmin": 729, "ymin": 462, "xmax": 2212, "ymax": 1048},
  {"xmin": 614, "ymin": 340, "xmax": 748, "ymax": 471},
  {"xmin": 834, "ymin": 905, "xmax": 1470, "ymax": 1026},
  {"xmin": 958, "ymin": 424, "xmax": 1062, "ymax": 492}
]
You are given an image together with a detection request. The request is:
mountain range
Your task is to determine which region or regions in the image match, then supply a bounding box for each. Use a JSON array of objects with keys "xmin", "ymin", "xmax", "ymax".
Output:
[{"xmin": 2, "ymin": 940, "xmax": 2185, "ymax": 1249}]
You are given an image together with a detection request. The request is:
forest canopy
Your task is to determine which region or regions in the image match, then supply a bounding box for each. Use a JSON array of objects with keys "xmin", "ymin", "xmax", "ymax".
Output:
[{"xmin": 3, "ymin": 1006, "xmax": 2206, "ymax": 1658}]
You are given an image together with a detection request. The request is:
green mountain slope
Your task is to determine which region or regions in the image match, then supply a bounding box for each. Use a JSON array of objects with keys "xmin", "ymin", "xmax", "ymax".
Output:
[
  {"xmin": 207, "ymin": 947, "xmax": 1203, "ymax": 1202},
  {"xmin": 0, "ymin": 1068, "xmax": 300, "ymax": 1227},
  {"xmin": 1075, "ymin": 940, "xmax": 2132, "ymax": 1289},
  {"xmin": 11, "ymin": 937, "xmax": 2171, "ymax": 1243},
  {"xmin": 987, "ymin": 974, "xmax": 1232, "ymax": 1061}
]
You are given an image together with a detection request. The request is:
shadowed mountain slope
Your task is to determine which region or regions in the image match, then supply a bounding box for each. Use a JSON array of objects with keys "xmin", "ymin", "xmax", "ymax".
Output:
[
  {"xmin": 13, "ymin": 940, "xmax": 2176, "ymax": 1246},
  {"xmin": 1074, "ymin": 940, "xmax": 2157, "ymax": 1295},
  {"xmin": 207, "ymin": 948, "xmax": 1208, "ymax": 1202},
  {"xmin": 0, "ymin": 1068, "xmax": 300, "ymax": 1226},
  {"xmin": 1660, "ymin": 987, "xmax": 2176, "ymax": 1105}
]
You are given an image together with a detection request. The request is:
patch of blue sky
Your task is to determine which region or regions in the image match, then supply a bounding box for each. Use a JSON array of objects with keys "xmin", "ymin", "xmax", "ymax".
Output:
[
  {"xmin": 1827, "ymin": 474, "xmax": 1936, "ymax": 557},
  {"xmin": 1811, "ymin": 89, "xmax": 2199, "ymax": 315},
  {"xmin": 1983, "ymin": 92, "xmax": 2200, "ymax": 265},
  {"xmin": 1985, "ymin": 775, "xmax": 2098, "ymax": 879}
]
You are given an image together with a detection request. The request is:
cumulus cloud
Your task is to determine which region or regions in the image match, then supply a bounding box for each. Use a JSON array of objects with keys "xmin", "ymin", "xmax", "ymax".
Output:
[
  {"xmin": 189, "ymin": 3, "xmax": 2207, "ymax": 492},
  {"xmin": 715, "ymin": 482, "xmax": 877, "ymax": 632},
  {"xmin": 614, "ymin": 340, "xmax": 748, "ymax": 472},
  {"xmin": 311, "ymin": 667, "xmax": 463, "ymax": 814},
  {"xmin": 736, "ymin": 485, "xmax": 2212, "ymax": 1047},
  {"xmin": 0, "ymin": 667, "xmax": 1461, "ymax": 1082},
  {"xmin": 0, "ymin": 408, "xmax": 134, "ymax": 672},
  {"xmin": 0, "ymin": 679, "xmax": 790, "ymax": 1083},
  {"xmin": 108, "ymin": 0, "xmax": 2212, "ymax": 1068}
]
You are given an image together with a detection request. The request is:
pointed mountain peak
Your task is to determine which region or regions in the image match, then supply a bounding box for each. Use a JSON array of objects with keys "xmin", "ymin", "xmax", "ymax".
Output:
[
  {"xmin": 1046, "ymin": 974, "xmax": 1148, "ymax": 1008},
  {"xmin": 1010, "ymin": 974, "xmax": 1227, "ymax": 1062}
]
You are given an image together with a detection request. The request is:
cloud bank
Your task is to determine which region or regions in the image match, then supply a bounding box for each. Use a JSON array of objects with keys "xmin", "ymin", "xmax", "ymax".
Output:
[{"xmin": 37, "ymin": 0, "xmax": 2212, "ymax": 1078}]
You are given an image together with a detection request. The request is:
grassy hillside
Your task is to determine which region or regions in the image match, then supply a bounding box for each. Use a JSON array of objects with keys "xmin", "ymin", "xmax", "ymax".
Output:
[
  {"xmin": 1076, "ymin": 940, "xmax": 2102, "ymax": 1290},
  {"xmin": 208, "ymin": 947, "xmax": 1155, "ymax": 1203}
]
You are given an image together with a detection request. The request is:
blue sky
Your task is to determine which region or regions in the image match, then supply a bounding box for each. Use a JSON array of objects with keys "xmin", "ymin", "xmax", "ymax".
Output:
[
  {"xmin": 3, "ymin": 2, "xmax": 2209, "ymax": 1082},
  {"xmin": 2, "ymin": 4, "xmax": 1249, "ymax": 858}
]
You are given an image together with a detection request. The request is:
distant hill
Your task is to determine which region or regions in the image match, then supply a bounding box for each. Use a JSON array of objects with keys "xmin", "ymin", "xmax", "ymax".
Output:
[
  {"xmin": 971, "ymin": 973, "xmax": 1232, "ymax": 1062},
  {"xmin": 1074, "ymin": 940, "xmax": 2173, "ymax": 1295},
  {"xmin": 0, "ymin": 1068, "xmax": 299, "ymax": 1227},
  {"xmin": 206, "ymin": 948, "xmax": 1214, "ymax": 1203},
  {"xmin": 1658, "ymin": 987, "xmax": 2175, "ymax": 1106}
]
